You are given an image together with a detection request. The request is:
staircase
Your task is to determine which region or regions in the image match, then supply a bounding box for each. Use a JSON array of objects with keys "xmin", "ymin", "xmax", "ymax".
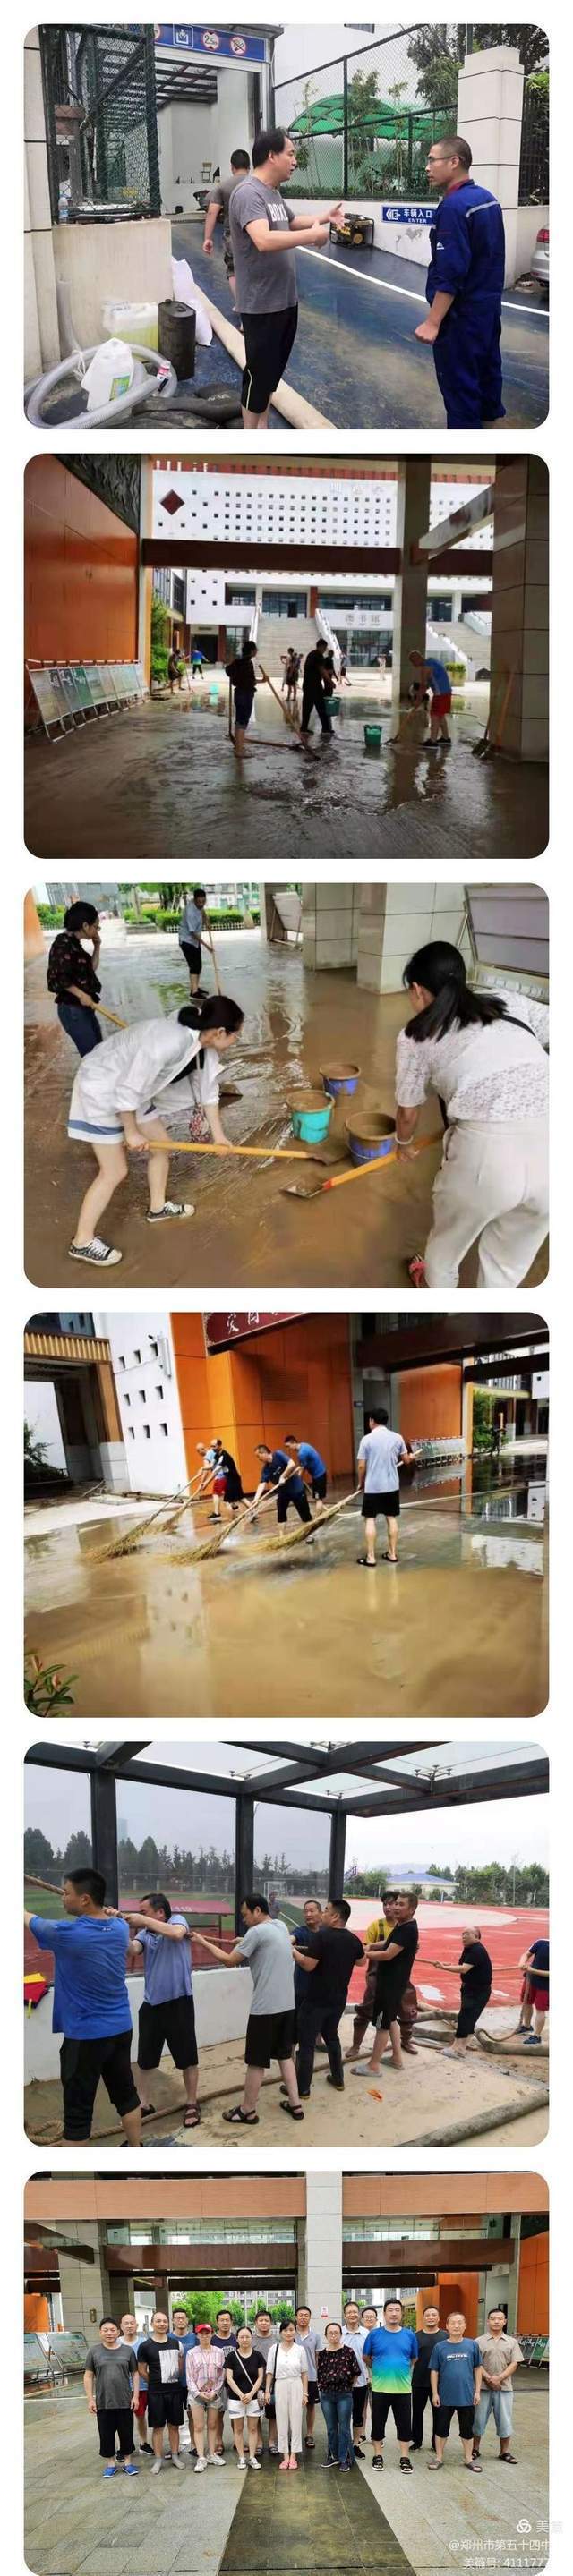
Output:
[{"xmin": 255, "ymin": 614, "xmax": 318, "ymax": 678}]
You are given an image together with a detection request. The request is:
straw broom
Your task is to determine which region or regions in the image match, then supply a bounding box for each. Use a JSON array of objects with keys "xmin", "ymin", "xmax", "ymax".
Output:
[
  {"xmin": 187, "ymin": 1484, "xmax": 278, "ymax": 1563},
  {"xmin": 90, "ymin": 1472, "xmax": 203, "ymax": 1564},
  {"xmin": 255, "ymin": 1485, "xmax": 361, "ymax": 1559}
]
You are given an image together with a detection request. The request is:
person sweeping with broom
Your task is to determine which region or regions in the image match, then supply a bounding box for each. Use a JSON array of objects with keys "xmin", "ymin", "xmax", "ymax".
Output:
[
  {"xmin": 394, "ymin": 941, "xmax": 549, "ymax": 1289},
  {"xmin": 66, "ymin": 996, "xmax": 244, "ymax": 1268}
]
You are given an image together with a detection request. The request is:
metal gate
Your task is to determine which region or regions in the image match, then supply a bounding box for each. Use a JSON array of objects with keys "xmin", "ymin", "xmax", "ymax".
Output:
[
  {"xmin": 518, "ymin": 76, "xmax": 550, "ymax": 204},
  {"xmin": 39, "ymin": 22, "xmax": 161, "ymax": 222}
]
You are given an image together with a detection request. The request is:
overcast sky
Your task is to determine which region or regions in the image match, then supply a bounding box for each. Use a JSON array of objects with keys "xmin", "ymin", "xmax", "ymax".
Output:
[{"xmin": 25, "ymin": 1739, "xmax": 548, "ymax": 1871}]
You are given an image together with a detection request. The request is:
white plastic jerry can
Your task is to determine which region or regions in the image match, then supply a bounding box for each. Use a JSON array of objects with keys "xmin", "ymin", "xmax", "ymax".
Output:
[
  {"xmin": 102, "ymin": 299, "xmax": 158, "ymax": 352},
  {"xmin": 82, "ymin": 338, "xmax": 136, "ymax": 412}
]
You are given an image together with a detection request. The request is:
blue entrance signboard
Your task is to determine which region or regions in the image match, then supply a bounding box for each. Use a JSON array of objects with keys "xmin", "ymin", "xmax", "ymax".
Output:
[
  {"xmin": 156, "ymin": 25, "xmax": 267, "ymax": 62},
  {"xmin": 381, "ymin": 204, "xmax": 433, "ymax": 225}
]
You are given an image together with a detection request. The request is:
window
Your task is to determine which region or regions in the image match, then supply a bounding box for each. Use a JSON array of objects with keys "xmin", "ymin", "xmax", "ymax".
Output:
[
  {"xmin": 253, "ymin": 1801, "xmax": 329, "ymax": 1900},
  {"xmin": 261, "ymin": 591, "xmax": 307, "ymax": 617},
  {"xmin": 143, "ymin": 1425, "xmax": 150, "ymax": 1440},
  {"xmin": 160, "ymin": 1422, "xmax": 168, "ymax": 1436},
  {"xmin": 117, "ymin": 1781, "xmax": 235, "ymax": 1917}
]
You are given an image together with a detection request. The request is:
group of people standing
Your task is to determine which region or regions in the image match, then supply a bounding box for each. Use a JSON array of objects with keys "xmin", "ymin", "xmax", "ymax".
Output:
[{"xmin": 81, "ymin": 2298, "xmax": 523, "ymax": 2482}]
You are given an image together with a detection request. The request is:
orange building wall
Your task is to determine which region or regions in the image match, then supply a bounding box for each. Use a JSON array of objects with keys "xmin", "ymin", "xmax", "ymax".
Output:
[
  {"xmin": 398, "ymin": 1364, "xmax": 462, "ymax": 1446},
  {"xmin": 517, "ymin": 2232, "xmax": 549, "ymax": 2335},
  {"xmin": 415, "ymin": 2276, "xmax": 478, "ymax": 2333},
  {"xmin": 24, "ymin": 2292, "xmax": 50, "ymax": 2332},
  {"xmin": 24, "ymin": 456, "xmax": 138, "ymax": 665},
  {"xmin": 171, "ymin": 1314, "xmax": 355, "ymax": 1493}
]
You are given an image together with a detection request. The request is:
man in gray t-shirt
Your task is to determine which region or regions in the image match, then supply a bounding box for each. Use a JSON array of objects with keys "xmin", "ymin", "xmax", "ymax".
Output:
[
  {"xmin": 357, "ymin": 1408, "xmax": 415, "ymax": 1569},
  {"xmin": 228, "ymin": 126, "xmax": 342, "ymax": 428},
  {"xmin": 83, "ymin": 2320, "xmax": 139, "ymax": 2474},
  {"xmin": 193, "ymin": 1893, "xmax": 302, "ymax": 2127},
  {"xmin": 203, "ymin": 149, "xmax": 251, "ymax": 303}
]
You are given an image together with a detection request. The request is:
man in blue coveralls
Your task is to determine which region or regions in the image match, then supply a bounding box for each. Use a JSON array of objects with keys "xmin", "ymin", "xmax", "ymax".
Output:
[{"xmin": 415, "ymin": 135, "xmax": 506, "ymax": 429}]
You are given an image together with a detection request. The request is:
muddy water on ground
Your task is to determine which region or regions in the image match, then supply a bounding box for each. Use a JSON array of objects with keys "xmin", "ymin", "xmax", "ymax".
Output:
[{"xmin": 25, "ymin": 1487, "xmax": 547, "ymax": 1722}]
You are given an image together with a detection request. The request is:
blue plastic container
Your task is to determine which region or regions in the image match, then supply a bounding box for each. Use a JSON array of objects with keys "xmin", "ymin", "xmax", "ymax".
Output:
[
  {"xmin": 321, "ymin": 1062, "xmax": 361, "ymax": 1099},
  {"xmin": 346, "ymin": 1113, "xmax": 395, "ymax": 1166},
  {"xmin": 289, "ymin": 1090, "xmax": 333, "ymax": 1145}
]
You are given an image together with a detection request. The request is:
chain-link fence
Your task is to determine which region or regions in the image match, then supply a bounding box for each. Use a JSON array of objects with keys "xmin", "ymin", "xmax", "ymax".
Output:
[
  {"xmin": 273, "ymin": 24, "xmax": 451, "ymax": 202},
  {"xmin": 39, "ymin": 23, "xmax": 160, "ymax": 221},
  {"xmin": 518, "ymin": 74, "xmax": 550, "ymax": 204}
]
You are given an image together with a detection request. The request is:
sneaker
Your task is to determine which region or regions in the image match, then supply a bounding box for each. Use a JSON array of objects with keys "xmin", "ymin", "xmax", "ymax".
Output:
[
  {"xmin": 326, "ymin": 2454, "xmax": 338, "ymax": 2467},
  {"xmin": 69, "ymin": 1237, "xmax": 123, "ymax": 1266},
  {"xmin": 523, "ymin": 2032, "xmax": 542, "ymax": 2045},
  {"xmin": 123, "ymin": 2459, "xmax": 139, "ymax": 2475},
  {"xmin": 139, "ymin": 2441, "xmax": 153, "ymax": 2454},
  {"xmin": 194, "ymin": 2456, "xmax": 207, "ymax": 2473},
  {"xmin": 210, "ymin": 2452, "xmax": 226, "ymax": 2466},
  {"xmin": 147, "ymin": 1200, "xmax": 195, "ymax": 1225},
  {"xmin": 339, "ymin": 2461, "xmax": 351, "ymax": 2472},
  {"xmin": 170, "ymin": 2452, "xmax": 184, "ymax": 2467},
  {"xmin": 372, "ymin": 2457, "xmax": 383, "ymax": 2471},
  {"xmin": 103, "ymin": 2464, "xmax": 116, "ymax": 2478},
  {"xmin": 150, "ymin": 2458, "xmax": 163, "ymax": 2474},
  {"xmin": 236, "ymin": 2455, "xmax": 247, "ymax": 2470},
  {"xmin": 248, "ymin": 2455, "xmax": 261, "ymax": 2470}
]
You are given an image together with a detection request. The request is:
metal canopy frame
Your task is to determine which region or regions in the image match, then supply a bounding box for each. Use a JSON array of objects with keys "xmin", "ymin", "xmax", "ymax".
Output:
[{"xmin": 26, "ymin": 1739, "xmax": 548, "ymax": 1931}]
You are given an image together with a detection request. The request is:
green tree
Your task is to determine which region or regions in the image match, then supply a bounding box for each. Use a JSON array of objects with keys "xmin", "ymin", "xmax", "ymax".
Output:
[
  {"xmin": 63, "ymin": 1829, "xmax": 92, "ymax": 1873},
  {"xmin": 150, "ymin": 592, "xmax": 171, "ymax": 684},
  {"xmin": 24, "ymin": 1826, "xmax": 58, "ymax": 1879}
]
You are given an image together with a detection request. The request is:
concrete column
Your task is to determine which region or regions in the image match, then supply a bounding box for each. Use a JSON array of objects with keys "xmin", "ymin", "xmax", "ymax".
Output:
[
  {"xmin": 356, "ymin": 882, "xmax": 468, "ymax": 994},
  {"xmin": 258, "ymin": 884, "xmax": 291, "ymax": 942},
  {"xmin": 24, "ymin": 27, "xmax": 60, "ymax": 375},
  {"xmin": 391, "ymin": 458, "xmax": 432, "ymax": 718},
  {"xmin": 298, "ymin": 2174, "xmax": 342, "ymax": 2328},
  {"xmin": 302, "ymin": 883, "xmax": 359, "ymax": 973},
  {"xmin": 24, "ymin": 889, "xmax": 46, "ymax": 961},
  {"xmin": 58, "ymin": 2225, "xmax": 107, "ymax": 2334},
  {"xmin": 457, "ymin": 45, "xmax": 524, "ymax": 285},
  {"xmin": 490, "ymin": 458, "xmax": 549, "ymax": 762}
]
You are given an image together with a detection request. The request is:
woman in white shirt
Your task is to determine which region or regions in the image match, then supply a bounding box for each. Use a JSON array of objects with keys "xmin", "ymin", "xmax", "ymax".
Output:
[
  {"xmin": 394, "ymin": 942, "xmax": 548, "ymax": 1288},
  {"xmin": 265, "ymin": 2321, "xmax": 308, "ymax": 2470},
  {"xmin": 66, "ymin": 995, "xmax": 244, "ymax": 1267}
]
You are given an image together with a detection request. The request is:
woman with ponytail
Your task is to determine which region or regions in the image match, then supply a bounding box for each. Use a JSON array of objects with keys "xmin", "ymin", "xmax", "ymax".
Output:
[
  {"xmin": 394, "ymin": 941, "xmax": 548, "ymax": 1288},
  {"xmin": 66, "ymin": 995, "xmax": 244, "ymax": 1267}
]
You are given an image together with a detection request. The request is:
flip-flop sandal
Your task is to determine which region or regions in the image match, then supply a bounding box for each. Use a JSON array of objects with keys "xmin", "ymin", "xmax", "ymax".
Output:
[
  {"xmin": 357, "ymin": 1557, "xmax": 377, "ymax": 1567},
  {"xmin": 384, "ymin": 1554, "xmax": 398, "ymax": 1564},
  {"xmin": 500, "ymin": 2454, "xmax": 517, "ymax": 2464},
  {"xmin": 400, "ymin": 2459, "xmax": 413, "ymax": 2472},
  {"xmin": 304, "ymin": 2438, "xmax": 315, "ymax": 2449},
  {"xmin": 222, "ymin": 2107, "xmax": 259, "ymax": 2125}
]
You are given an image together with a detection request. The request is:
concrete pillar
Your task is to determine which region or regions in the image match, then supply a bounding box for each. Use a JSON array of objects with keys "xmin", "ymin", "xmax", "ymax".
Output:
[
  {"xmin": 58, "ymin": 2225, "xmax": 107, "ymax": 2335},
  {"xmin": 356, "ymin": 882, "xmax": 467, "ymax": 994},
  {"xmin": 391, "ymin": 458, "xmax": 432, "ymax": 718},
  {"xmin": 258, "ymin": 884, "xmax": 291, "ymax": 943},
  {"xmin": 490, "ymin": 458, "xmax": 549, "ymax": 762},
  {"xmin": 298, "ymin": 2174, "xmax": 342, "ymax": 2327},
  {"xmin": 302, "ymin": 883, "xmax": 359, "ymax": 973},
  {"xmin": 24, "ymin": 889, "xmax": 46, "ymax": 961},
  {"xmin": 24, "ymin": 28, "xmax": 60, "ymax": 375},
  {"xmin": 457, "ymin": 45, "xmax": 524, "ymax": 285}
]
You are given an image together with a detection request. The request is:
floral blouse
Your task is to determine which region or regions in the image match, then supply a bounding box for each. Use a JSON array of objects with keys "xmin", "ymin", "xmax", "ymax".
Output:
[
  {"xmin": 317, "ymin": 2346, "xmax": 361, "ymax": 2393},
  {"xmin": 47, "ymin": 931, "xmax": 101, "ymax": 1002}
]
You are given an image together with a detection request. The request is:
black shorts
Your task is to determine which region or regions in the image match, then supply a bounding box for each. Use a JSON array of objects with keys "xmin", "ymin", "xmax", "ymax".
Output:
[
  {"xmin": 244, "ymin": 2008, "xmax": 296, "ymax": 2068},
  {"xmin": 456, "ymin": 1993, "xmax": 491, "ymax": 2039},
  {"xmin": 277, "ymin": 1484, "xmax": 312, "ymax": 1526},
  {"xmin": 312, "ymin": 1472, "xmax": 328, "ymax": 1500},
  {"xmin": 241, "ymin": 304, "xmax": 298, "ymax": 412},
  {"xmin": 352, "ymin": 2385, "xmax": 368, "ymax": 2428},
  {"xmin": 306, "ymin": 2379, "xmax": 319, "ymax": 2408},
  {"xmin": 234, "ymin": 691, "xmax": 254, "ymax": 731},
  {"xmin": 434, "ymin": 2402, "xmax": 475, "ymax": 2440},
  {"xmin": 60, "ymin": 2029, "xmax": 140, "ymax": 2142},
  {"xmin": 97, "ymin": 2406, "xmax": 134, "ymax": 2460},
  {"xmin": 146, "ymin": 2385, "xmax": 185, "ymax": 2432},
  {"xmin": 224, "ymin": 242, "xmax": 234, "ymax": 273},
  {"xmin": 372, "ymin": 2391, "xmax": 412, "ymax": 2443},
  {"xmin": 137, "ymin": 1994, "xmax": 198, "ymax": 2072},
  {"xmin": 362, "ymin": 1490, "xmax": 400, "ymax": 1518},
  {"xmin": 180, "ymin": 940, "xmax": 201, "ymax": 977}
]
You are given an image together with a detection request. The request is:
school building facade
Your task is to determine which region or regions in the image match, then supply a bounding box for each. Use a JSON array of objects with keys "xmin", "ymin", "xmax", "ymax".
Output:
[
  {"xmin": 24, "ymin": 1311, "xmax": 549, "ymax": 1500},
  {"xmin": 24, "ymin": 2172, "xmax": 548, "ymax": 2346}
]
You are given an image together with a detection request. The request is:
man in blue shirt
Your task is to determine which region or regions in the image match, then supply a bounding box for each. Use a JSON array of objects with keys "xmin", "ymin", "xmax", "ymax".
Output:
[
  {"xmin": 124, "ymin": 1893, "xmax": 200, "ymax": 2133},
  {"xmin": 250, "ymin": 1441, "xmax": 312, "ymax": 1528},
  {"xmin": 429, "ymin": 2312, "xmax": 483, "ymax": 2471},
  {"xmin": 25, "ymin": 1867, "xmax": 141, "ymax": 2146},
  {"xmin": 415, "ymin": 134, "xmax": 505, "ymax": 428},
  {"xmin": 408, "ymin": 651, "xmax": 452, "ymax": 748},
  {"xmin": 363, "ymin": 2300, "xmax": 418, "ymax": 2470},
  {"xmin": 284, "ymin": 1436, "xmax": 329, "ymax": 1506}
]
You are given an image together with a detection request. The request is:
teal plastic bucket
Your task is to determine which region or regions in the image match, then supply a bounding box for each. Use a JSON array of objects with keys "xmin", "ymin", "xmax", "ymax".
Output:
[
  {"xmin": 289, "ymin": 1090, "xmax": 334, "ymax": 1145},
  {"xmin": 329, "ymin": 693, "xmax": 341, "ymax": 715},
  {"xmin": 363, "ymin": 722, "xmax": 381, "ymax": 753},
  {"xmin": 346, "ymin": 1113, "xmax": 395, "ymax": 1166}
]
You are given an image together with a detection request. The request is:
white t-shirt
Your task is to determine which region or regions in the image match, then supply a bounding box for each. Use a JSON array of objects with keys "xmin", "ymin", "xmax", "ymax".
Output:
[
  {"xmin": 69, "ymin": 1015, "xmax": 207, "ymax": 1122},
  {"xmin": 268, "ymin": 2342, "xmax": 307, "ymax": 2382},
  {"xmin": 239, "ymin": 1917, "xmax": 295, "ymax": 2015},
  {"xmin": 396, "ymin": 991, "xmax": 548, "ymax": 1126},
  {"xmin": 358, "ymin": 1427, "xmax": 407, "ymax": 1494}
]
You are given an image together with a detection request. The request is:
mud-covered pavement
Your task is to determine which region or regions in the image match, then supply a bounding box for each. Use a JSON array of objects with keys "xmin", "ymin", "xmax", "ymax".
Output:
[
  {"xmin": 24, "ymin": 691, "xmax": 549, "ymax": 863},
  {"xmin": 24, "ymin": 925, "xmax": 548, "ymax": 1291},
  {"xmin": 24, "ymin": 1477, "xmax": 548, "ymax": 1722}
]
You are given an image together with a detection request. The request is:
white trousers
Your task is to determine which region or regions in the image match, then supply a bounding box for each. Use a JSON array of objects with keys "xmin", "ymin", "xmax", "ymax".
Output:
[
  {"xmin": 423, "ymin": 1120, "xmax": 548, "ymax": 1288},
  {"xmin": 274, "ymin": 2378, "xmax": 304, "ymax": 2455}
]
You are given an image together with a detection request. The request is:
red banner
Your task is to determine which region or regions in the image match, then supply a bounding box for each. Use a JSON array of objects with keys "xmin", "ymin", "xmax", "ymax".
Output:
[{"xmin": 204, "ymin": 1311, "xmax": 302, "ymax": 1354}]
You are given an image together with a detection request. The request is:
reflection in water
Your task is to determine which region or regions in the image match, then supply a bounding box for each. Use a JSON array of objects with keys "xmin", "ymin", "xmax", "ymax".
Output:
[{"xmin": 407, "ymin": 1452, "xmax": 548, "ymax": 1526}]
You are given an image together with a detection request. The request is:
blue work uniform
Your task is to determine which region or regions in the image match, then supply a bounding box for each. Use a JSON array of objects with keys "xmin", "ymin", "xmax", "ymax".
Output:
[{"xmin": 426, "ymin": 181, "xmax": 506, "ymax": 429}]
